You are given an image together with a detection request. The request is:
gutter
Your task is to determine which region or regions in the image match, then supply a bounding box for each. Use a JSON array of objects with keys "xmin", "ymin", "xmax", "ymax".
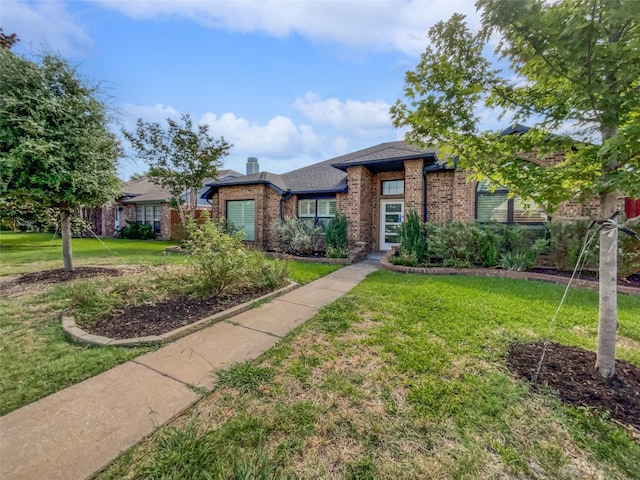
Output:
[{"xmin": 280, "ymin": 190, "xmax": 293, "ymax": 219}]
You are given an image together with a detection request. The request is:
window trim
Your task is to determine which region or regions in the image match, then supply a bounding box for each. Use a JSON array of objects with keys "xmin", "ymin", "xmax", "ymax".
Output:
[
  {"xmin": 135, "ymin": 204, "xmax": 162, "ymax": 233},
  {"xmin": 475, "ymin": 181, "xmax": 547, "ymax": 225},
  {"xmin": 381, "ymin": 179, "xmax": 405, "ymax": 196},
  {"xmin": 297, "ymin": 197, "xmax": 337, "ymax": 227}
]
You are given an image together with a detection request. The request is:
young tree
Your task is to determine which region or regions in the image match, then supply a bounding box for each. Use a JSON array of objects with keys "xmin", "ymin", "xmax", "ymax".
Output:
[
  {"xmin": 0, "ymin": 46, "xmax": 121, "ymax": 271},
  {"xmin": 390, "ymin": 0, "xmax": 640, "ymax": 379},
  {"xmin": 123, "ymin": 114, "xmax": 231, "ymax": 225}
]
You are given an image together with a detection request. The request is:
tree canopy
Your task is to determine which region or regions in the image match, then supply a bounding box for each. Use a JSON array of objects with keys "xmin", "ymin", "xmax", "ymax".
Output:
[
  {"xmin": 391, "ymin": 0, "xmax": 640, "ymax": 210},
  {"xmin": 0, "ymin": 44, "xmax": 121, "ymax": 270},
  {"xmin": 390, "ymin": 0, "xmax": 639, "ymax": 379},
  {"xmin": 123, "ymin": 114, "xmax": 231, "ymax": 224}
]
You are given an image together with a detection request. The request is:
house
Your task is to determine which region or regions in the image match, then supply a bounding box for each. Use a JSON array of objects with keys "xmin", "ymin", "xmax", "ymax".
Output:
[
  {"xmin": 91, "ymin": 170, "xmax": 242, "ymax": 240},
  {"xmin": 203, "ymin": 140, "xmax": 628, "ymax": 253}
]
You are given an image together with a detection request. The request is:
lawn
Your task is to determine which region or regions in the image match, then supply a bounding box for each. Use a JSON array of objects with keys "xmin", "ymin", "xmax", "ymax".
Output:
[
  {"xmin": 0, "ymin": 232, "xmax": 342, "ymax": 415},
  {"xmin": 98, "ymin": 271, "xmax": 640, "ymax": 480},
  {"xmin": 0, "ymin": 231, "xmax": 180, "ymax": 275}
]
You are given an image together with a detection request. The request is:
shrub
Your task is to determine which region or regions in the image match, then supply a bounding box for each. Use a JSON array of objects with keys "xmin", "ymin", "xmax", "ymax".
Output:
[
  {"xmin": 324, "ymin": 213, "xmax": 349, "ymax": 258},
  {"xmin": 119, "ymin": 221, "xmax": 156, "ymax": 240},
  {"xmin": 498, "ymin": 238, "xmax": 548, "ymax": 271},
  {"xmin": 619, "ymin": 232, "xmax": 640, "ymax": 278},
  {"xmin": 271, "ymin": 217, "xmax": 323, "ymax": 256},
  {"xmin": 245, "ymin": 250, "xmax": 289, "ymax": 292},
  {"xmin": 184, "ymin": 218, "xmax": 247, "ymax": 295},
  {"xmin": 419, "ymin": 220, "xmax": 547, "ymax": 269},
  {"xmin": 399, "ymin": 208, "xmax": 427, "ymax": 263},
  {"xmin": 547, "ymin": 220, "xmax": 598, "ymax": 271}
]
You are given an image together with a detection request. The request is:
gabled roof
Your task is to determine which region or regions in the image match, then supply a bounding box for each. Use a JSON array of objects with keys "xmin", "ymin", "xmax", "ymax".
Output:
[
  {"xmin": 122, "ymin": 177, "xmax": 171, "ymax": 203},
  {"xmin": 500, "ymin": 124, "xmax": 531, "ymax": 136},
  {"xmin": 331, "ymin": 141, "xmax": 437, "ymax": 171},
  {"xmin": 202, "ymin": 141, "xmax": 436, "ymax": 199},
  {"xmin": 123, "ymin": 170, "xmax": 243, "ymax": 204}
]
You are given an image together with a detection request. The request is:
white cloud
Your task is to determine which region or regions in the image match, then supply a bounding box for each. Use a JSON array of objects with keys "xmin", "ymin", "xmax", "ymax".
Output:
[
  {"xmin": 96, "ymin": 0, "xmax": 479, "ymax": 55},
  {"xmin": 119, "ymin": 102, "xmax": 322, "ymax": 158},
  {"xmin": 1, "ymin": 0, "xmax": 91, "ymax": 56},
  {"xmin": 294, "ymin": 93, "xmax": 392, "ymax": 136}
]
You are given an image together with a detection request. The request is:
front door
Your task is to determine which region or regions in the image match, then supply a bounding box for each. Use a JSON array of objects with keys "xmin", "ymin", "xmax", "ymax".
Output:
[{"xmin": 380, "ymin": 200, "xmax": 404, "ymax": 250}]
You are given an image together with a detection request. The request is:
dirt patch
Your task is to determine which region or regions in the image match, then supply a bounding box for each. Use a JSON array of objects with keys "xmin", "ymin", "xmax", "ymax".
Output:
[
  {"xmin": 0, "ymin": 267, "xmax": 129, "ymax": 297},
  {"xmin": 528, "ymin": 269, "xmax": 640, "ymax": 289},
  {"xmin": 11, "ymin": 266, "xmax": 124, "ymax": 284},
  {"xmin": 81, "ymin": 289, "xmax": 270, "ymax": 339},
  {"xmin": 507, "ymin": 341, "xmax": 640, "ymax": 431}
]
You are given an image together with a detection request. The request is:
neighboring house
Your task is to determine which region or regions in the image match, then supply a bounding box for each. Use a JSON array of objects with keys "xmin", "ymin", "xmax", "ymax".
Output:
[
  {"xmin": 203, "ymin": 137, "xmax": 627, "ymax": 252},
  {"xmin": 92, "ymin": 170, "xmax": 241, "ymax": 240}
]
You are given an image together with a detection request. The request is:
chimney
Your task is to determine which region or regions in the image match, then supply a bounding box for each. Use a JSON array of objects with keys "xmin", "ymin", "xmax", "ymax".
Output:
[{"xmin": 246, "ymin": 157, "xmax": 259, "ymax": 175}]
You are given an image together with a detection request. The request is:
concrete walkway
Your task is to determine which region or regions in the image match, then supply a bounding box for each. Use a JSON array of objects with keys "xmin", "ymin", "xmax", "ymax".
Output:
[{"xmin": 0, "ymin": 260, "xmax": 379, "ymax": 480}]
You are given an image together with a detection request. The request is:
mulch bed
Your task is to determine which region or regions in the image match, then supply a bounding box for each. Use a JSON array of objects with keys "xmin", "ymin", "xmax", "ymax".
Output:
[
  {"xmin": 80, "ymin": 290, "xmax": 270, "ymax": 339},
  {"xmin": 529, "ymin": 269, "xmax": 640, "ymax": 289},
  {"xmin": 11, "ymin": 266, "xmax": 124, "ymax": 284},
  {"xmin": 507, "ymin": 341, "xmax": 640, "ymax": 431}
]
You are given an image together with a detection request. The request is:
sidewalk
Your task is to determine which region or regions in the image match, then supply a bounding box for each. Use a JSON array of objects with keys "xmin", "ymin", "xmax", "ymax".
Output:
[{"xmin": 0, "ymin": 260, "xmax": 379, "ymax": 480}]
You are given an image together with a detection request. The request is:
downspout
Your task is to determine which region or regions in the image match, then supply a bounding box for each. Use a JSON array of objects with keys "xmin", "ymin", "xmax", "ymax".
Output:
[
  {"xmin": 423, "ymin": 171, "xmax": 428, "ymax": 223},
  {"xmin": 280, "ymin": 189, "xmax": 293, "ymax": 219}
]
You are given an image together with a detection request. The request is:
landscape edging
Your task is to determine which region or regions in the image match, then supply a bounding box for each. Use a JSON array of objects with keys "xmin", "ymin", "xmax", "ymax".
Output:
[
  {"xmin": 62, "ymin": 282, "xmax": 300, "ymax": 347},
  {"xmin": 380, "ymin": 251, "xmax": 640, "ymax": 297}
]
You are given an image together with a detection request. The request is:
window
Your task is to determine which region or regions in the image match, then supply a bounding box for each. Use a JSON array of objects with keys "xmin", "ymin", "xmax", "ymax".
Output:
[
  {"xmin": 135, "ymin": 204, "xmax": 162, "ymax": 233},
  {"xmin": 381, "ymin": 180, "xmax": 404, "ymax": 196},
  {"xmin": 298, "ymin": 198, "xmax": 337, "ymax": 227},
  {"xmin": 476, "ymin": 180, "xmax": 547, "ymax": 224},
  {"xmin": 227, "ymin": 200, "xmax": 255, "ymax": 241}
]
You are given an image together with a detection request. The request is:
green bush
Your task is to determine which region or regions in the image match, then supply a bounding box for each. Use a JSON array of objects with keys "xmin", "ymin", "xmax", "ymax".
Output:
[
  {"xmin": 325, "ymin": 213, "xmax": 349, "ymax": 258},
  {"xmin": 271, "ymin": 217, "xmax": 323, "ymax": 256},
  {"xmin": 619, "ymin": 232, "xmax": 640, "ymax": 278},
  {"xmin": 547, "ymin": 219, "xmax": 640, "ymax": 278},
  {"xmin": 119, "ymin": 221, "xmax": 156, "ymax": 240},
  {"xmin": 396, "ymin": 220, "xmax": 547, "ymax": 270},
  {"xmin": 399, "ymin": 208, "xmax": 427, "ymax": 263},
  {"xmin": 184, "ymin": 218, "xmax": 248, "ymax": 295},
  {"xmin": 245, "ymin": 250, "xmax": 289, "ymax": 291},
  {"xmin": 547, "ymin": 220, "xmax": 598, "ymax": 271},
  {"xmin": 498, "ymin": 238, "xmax": 548, "ymax": 271}
]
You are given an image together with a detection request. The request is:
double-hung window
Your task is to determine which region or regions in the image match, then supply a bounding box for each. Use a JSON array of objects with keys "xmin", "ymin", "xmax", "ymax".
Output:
[
  {"xmin": 135, "ymin": 204, "xmax": 162, "ymax": 233},
  {"xmin": 298, "ymin": 198, "xmax": 337, "ymax": 227}
]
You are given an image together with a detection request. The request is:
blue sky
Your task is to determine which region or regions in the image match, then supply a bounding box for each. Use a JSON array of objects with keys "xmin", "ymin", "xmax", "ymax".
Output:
[{"xmin": 2, "ymin": 0, "xmax": 488, "ymax": 180}]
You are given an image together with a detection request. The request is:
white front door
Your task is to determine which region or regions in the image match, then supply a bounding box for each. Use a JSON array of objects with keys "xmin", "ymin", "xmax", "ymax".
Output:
[{"xmin": 380, "ymin": 200, "xmax": 404, "ymax": 250}]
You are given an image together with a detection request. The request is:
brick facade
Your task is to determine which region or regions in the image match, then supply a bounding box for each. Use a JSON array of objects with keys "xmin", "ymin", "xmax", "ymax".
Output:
[{"xmin": 208, "ymin": 155, "xmax": 626, "ymax": 253}]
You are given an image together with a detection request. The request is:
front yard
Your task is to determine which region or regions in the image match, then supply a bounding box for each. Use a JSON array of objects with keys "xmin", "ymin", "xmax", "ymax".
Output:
[
  {"xmin": 98, "ymin": 271, "xmax": 640, "ymax": 479},
  {"xmin": 0, "ymin": 232, "xmax": 342, "ymax": 415}
]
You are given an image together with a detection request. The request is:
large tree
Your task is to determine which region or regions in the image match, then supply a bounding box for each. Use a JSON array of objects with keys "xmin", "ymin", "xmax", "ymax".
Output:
[
  {"xmin": 1, "ymin": 44, "xmax": 121, "ymax": 271},
  {"xmin": 123, "ymin": 114, "xmax": 231, "ymax": 225},
  {"xmin": 391, "ymin": 0, "xmax": 640, "ymax": 379}
]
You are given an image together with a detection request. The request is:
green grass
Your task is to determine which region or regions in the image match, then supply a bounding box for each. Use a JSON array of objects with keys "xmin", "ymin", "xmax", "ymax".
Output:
[
  {"xmin": 285, "ymin": 261, "xmax": 343, "ymax": 284},
  {"xmin": 0, "ymin": 231, "xmax": 179, "ymax": 275},
  {"xmin": 0, "ymin": 291, "xmax": 154, "ymax": 415},
  {"xmin": 0, "ymin": 234, "xmax": 341, "ymax": 414},
  {"xmin": 98, "ymin": 271, "xmax": 640, "ymax": 480}
]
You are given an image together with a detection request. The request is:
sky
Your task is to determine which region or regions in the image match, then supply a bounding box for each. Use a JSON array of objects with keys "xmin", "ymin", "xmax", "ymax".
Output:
[{"xmin": 2, "ymin": 0, "xmax": 492, "ymax": 180}]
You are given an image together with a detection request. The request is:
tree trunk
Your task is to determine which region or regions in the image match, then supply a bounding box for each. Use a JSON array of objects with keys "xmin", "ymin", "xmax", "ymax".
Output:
[
  {"xmin": 60, "ymin": 207, "xmax": 74, "ymax": 272},
  {"xmin": 596, "ymin": 188, "xmax": 620, "ymax": 380}
]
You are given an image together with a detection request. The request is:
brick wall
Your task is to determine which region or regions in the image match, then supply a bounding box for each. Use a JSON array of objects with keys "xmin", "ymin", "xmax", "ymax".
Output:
[
  {"xmin": 404, "ymin": 159, "xmax": 424, "ymax": 218},
  {"xmin": 213, "ymin": 184, "xmax": 269, "ymax": 247},
  {"xmin": 426, "ymin": 171, "xmax": 454, "ymax": 223},
  {"xmin": 345, "ymin": 166, "xmax": 374, "ymax": 249}
]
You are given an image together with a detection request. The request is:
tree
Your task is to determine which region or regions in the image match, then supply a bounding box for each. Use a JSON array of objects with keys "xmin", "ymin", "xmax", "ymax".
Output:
[
  {"xmin": 123, "ymin": 114, "xmax": 231, "ymax": 225},
  {"xmin": 0, "ymin": 46, "xmax": 122, "ymax": 271},
  {"xmin": 390, "ymin": 0, "xmax": 640, "ymax": 379}
]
